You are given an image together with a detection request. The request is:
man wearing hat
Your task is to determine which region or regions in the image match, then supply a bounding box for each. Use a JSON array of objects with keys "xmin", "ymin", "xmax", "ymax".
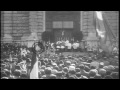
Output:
[
  {"xmin": 67, "ymin": 41, "xmax": 72, "ymax": 52},
  {"xmin": 73, "ymin": 41, "xmax": 79, "ymax": 52},
  {"xmin": 65, "ymin": 40, "xmax": 69, "ymax": 52}
]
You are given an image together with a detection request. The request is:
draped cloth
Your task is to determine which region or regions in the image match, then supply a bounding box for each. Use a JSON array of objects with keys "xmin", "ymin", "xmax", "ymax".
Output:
[
  {"xmin": 27, "ymin": 32, "xmax": 38, "ymax": 48},
  {"xmin": 3, "ymin": 34, "xmax": 13, "ymax": 43},
  {"xmin": 73, "ymin": 43, "xmax": 79, "ymax": 49},
  {"xmin": 93, "ymin": 11, "xmax": 115, "ymax": 54},
  {"xmin": 68, "ymin": 43, "xmax": 72, "ymax": 49},
  {"xmin": 65, "ymin": 42, "xmax": 72, "ymax": 49},
  {"xmin": 30, "ymin": 57, "xmax": 39, "ymax": 79}
]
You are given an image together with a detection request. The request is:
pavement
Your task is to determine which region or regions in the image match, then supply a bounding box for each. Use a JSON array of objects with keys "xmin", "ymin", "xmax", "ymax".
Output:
[
  {"xmin": 62, "ymin": 52, "xmax": 86, "ymax": 57},
  {"xmin": 41, "ymin": 50, "xmax": 87, "ymax": 57}
]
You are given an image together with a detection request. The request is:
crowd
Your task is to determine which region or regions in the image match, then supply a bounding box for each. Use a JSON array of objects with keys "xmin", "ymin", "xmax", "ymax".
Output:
[
  {"xmin": 38, "ymin": 52, "xmax": 119, "ymax": 79},
  {"xmin": 0, "ymin": 41, "xmax": 119, "ymax": 79},
  {"xmin": 1, "ymin": 43, "xmax": 32, "ymax": 79}
]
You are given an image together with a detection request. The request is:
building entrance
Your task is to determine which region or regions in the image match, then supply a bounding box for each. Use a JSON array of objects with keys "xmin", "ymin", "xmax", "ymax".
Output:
[
  {"xmin": 54, "ymin": 29, "xmax": 73, "ymax": 42},
  {"xmin": 46, "ymin": 11, "xmax": 80, "ymax": 42}
]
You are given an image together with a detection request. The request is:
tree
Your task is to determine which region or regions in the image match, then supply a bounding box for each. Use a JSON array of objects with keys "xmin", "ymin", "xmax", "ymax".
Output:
[
  {"xmin": 42, "ymin": 31, "xmax": 55, "ymax": 43},
  {"xmin": 42, "ymin": 31, "xmax": 50, "ymax": 42},
  {"xmin": 72, "ymin": 31, "xmax": 83, "ymax": 42}
]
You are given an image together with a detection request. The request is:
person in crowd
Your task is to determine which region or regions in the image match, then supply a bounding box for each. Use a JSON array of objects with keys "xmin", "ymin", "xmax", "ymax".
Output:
[{"xmin": 1, "ymin": 41, "xmax": 119, "ymax": 79}]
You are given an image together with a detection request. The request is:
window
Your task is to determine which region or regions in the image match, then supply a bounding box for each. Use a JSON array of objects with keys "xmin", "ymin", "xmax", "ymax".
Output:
[
  {"xmin": 53, "ymin": 21, "xmax": 62, "ymax": 28},
  {"xmin": 63, "ymin": 21, "xmax": 73, "ymax": 28},
  {"xmin": 53, "ymin": 21, "xmax": 73, "ymax": 28}
]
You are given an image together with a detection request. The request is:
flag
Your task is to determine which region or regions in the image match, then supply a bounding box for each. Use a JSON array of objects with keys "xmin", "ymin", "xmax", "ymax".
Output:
[
  {"xmin": 93, "ymin": 11, "xmax": 101, "ymax": 38},
  {"xmin": 30, "ymin": 57, "xmax": 39, "ymax": 79},
  {"xmin": 80, "ymin": 42, "xmax": 84, "ymax": 49},
  {"xmin": 101, "ymin": 14, "xmax": 115, "ymax": 53},
  {"xmin": 94, "ymin": 11, "xmax": 115, "ymax": 53}
]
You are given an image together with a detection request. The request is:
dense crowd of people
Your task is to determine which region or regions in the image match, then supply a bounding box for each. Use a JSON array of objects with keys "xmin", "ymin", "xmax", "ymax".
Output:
[
  {"xmin": 38, "ymin": 52, "xmax": 119, "ymax": 79},
  {"xmin": 0, "ymin": 41, "xmax": 119, "ymax": 79}
]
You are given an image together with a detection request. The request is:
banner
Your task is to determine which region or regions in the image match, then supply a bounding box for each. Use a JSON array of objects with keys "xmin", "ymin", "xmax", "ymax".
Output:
[
  {"xmin": 30, "ymin": 57, "xmax": 39, "ymax": 79},
  {"xmin": 94, "ymin": 11, "xmax": 114, "ymax": 53}
]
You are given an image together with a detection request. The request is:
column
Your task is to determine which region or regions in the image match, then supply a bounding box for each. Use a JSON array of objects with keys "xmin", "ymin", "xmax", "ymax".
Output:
[
  {"xmin": 80, "ymin": 11, "xmax": 83, "ymax": 32},
  {"xmin": 3, "ymin": 11, "xmax": 13, "ymax": 43},
  {"xmin": 1, "ymin": 11, "xmax": 4, "ymax": 39},
  {"xmin": 29, "ymin": 11, "xmax": 38, "ymax": 33},
  {"xmin": 82, "ymin": 11, "xmax": 89, "ymax": 41},
  {"xmin": 27, "ymin": 11, "xmax": 39, "ymax": 47},
  {"xmin": 12, "ymin": 11, "xmax": 29, "ymax": 45},
  {"xmin": 37, "ymin": 11, "xmax": 44, "ymax": 40}
]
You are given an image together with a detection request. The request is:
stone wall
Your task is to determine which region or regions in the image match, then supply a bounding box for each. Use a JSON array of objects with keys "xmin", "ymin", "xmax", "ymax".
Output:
[
  {"xmin": 81, "ymin": 11, "xmax": 118, "ymax": 49},
  {"xmin": 29, "ymin": 11, "xmax": 44, "ymax": 40},
  {"xmin": 81, "ymin": 11, "xmax": 119, "ymax": 41},
  {"xmin": 1, "ymin": 11, "xmax": 118, "ymax": 44},
  {"xmin": 104, "ymin": 11, "xmax": 119, "ymax": 40},
  {"xmin": 81, "ymin": 11, "xmax": 96, "ymax": 40},
  {"xmin": 1, "ymin": 11, "xmax": 45, "ymax": 43}
]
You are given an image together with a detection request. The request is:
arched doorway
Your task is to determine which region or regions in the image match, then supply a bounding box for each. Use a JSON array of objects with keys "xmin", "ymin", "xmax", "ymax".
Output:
[{"xmin": 46, "ymin": 11, "xmax": 80, "ymax": 42}]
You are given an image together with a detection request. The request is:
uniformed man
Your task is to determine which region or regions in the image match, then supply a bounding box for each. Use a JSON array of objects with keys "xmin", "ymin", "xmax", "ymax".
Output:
[
  {"xmin": 87, "ymin": 44, "xmax": 93, "ymax": 53},
  {"xmin": 56, "ymin": 41, "xmax": 60, "ymax": 52},
  {"xmin": 65, "ymin": 40, "xmax": 69, "ymax": 52},
  {"xmin": 79, "ymin": 41, "xmax": 84, "ymax": 52},
  {"xmin": 73, "ymin": 41, "xmax": 80, "ymax": 52},
  {"xmin": 67, "ymin": 41, "xmax": 72, "ymax": 52},
  {"xmin": 112, "ymin": 46, "xmax": 118, "ymax": 55}
]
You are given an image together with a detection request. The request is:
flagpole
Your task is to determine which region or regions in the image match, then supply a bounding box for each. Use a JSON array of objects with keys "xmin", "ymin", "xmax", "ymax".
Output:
[
  {"xmin": 94, "ymin": 11, "xmax": 99, "ymax": 51},
  {"xmin": 81, "ymin": 11, "xmax": 82, "ymax": 32},
  {"xmin": 103, "ymin": 12, "xmax": 117, "ymax": 42}
]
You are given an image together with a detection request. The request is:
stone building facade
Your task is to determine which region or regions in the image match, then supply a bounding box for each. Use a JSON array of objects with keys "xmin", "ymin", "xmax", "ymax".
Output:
[{"xmin": 1, "ymin": 11, "xmax": 119, "ymax": 47}]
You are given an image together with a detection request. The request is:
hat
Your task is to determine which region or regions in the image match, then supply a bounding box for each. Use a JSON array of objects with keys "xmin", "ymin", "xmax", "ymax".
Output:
[
  {"xmin": 106, "ymin": 70, "xmax": 112, "ymax": 75},
  {"xmin": 75, "ymin": 68, "xmax": 81, "ymax": 73},
  {"xmin": 75, "ymin": 72, "xmax": 81, "ymax": 78},
  {"xmin": 69, "ymin": 70, "xmax": 76, "ymax": 75},
  {"xmin": 98, "ymin": 69, "xmax": 106, "ymax": 75},
  {"xmin": 84, "ymin": 65, "xmax": 90, "ymax": 72},
  {"xmin": 103, "ymin": 66, "xmax": 109, "ymax": 71},
  {"xmin": 110, "ymin": 72, "xmax": 119, "ymax": 79},
  {"xmin": 51, "ymin": 69, "xmax": 58, "ymax": 75},
  {"xmin": 87, "ymin": 59, "xmax": 93, "ymax": 63},
  {"xmin": 99, "ymin": 62, "xmax": 104, "ymax": 68},
  {"xmin": 56, "ymin": 71, "xmax": 63, "ymax": 77},
  {"xmin": 1, "ymin": 77, "xmax": 9, "ymax": 79},
  {"xmin": 13, "ymin": 70, "xmax": 21, "ymax": 77},
  {"xmin": 68, "ymin": 76, "xmax": 76, "ymax": 79},
  {"xmin": 89, "ymin": 69, "xmax": 97, "ymax": 78},
  {"xmin": 21, "ymin": 74, "xmax": 28, "ymax": 79},
  {"xmin": 45, "ymin": 67, "xmax": 52, "ymax": 75},
  {"xmin": 49, "ymin": 74, "xmax": 57, "ymax": 79},
  {"xmin": 41, "ymin": 75, "xmax": 47, "ymax": 79},
  {"xmin": 90, "ymin": 61, "xmax": 99, "ymax": 69},
  {"xmin": 1, "ymin": 72, "xmax": 7, "ymax": 77},
  {"xmin": 107, "ymin": 65, "xmax": 115, "ymax": 71},
  {"xmin": 54, "ymin": 66, "xmax": 59, "ymax": 71},
  {"xmin": 114, "ymin": 66, "xmax": 119, "ymax": 72},
  {"xmin": 80, "ymin": 75, "xmax": 88, "ymax": 79},
  {"xmin": 79, "ymin": 64, "xmax": 85, "ymax": 70},
  {"xmin": 59, "ymin": 60, "xmax": 64, "ymax": 64},
  {"xmin": 104, "ymin": 75, "xmax": 113, "ymax": 79},
  {"xmin": 103, "ymin": 61, "xmax": 110, "ymax": 66},
  {"xmin": 4, "ymin": 70, "xmax": 10, "ymax": 76},
  {"xmin": 94, "ymin": 74, "xmax": 102, "ymax": 79},
  {"xmin": 63, "ymin": 67, "xmax": 69, "ymax": 73},
  {"xmin": 69, "ymin": 66, "xmax": 75, "ymax": 71},
  {"xmin": 41, "ymin": 65, "xmax": 46, "ymax": 69},
  {"xmin": 66, "ymin": 61, "xmax": 71, "ymax": 66},
  {"xmin": 40, "ymin": 69, "xmax": 45, "ymax": 75},
  {"xmin": 71, "ymin": 64, "xmax": 76, "ymax": 66},
  {"xmin": 59, "ymin": 65, "xmax": 63, "ymax": 71}
]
